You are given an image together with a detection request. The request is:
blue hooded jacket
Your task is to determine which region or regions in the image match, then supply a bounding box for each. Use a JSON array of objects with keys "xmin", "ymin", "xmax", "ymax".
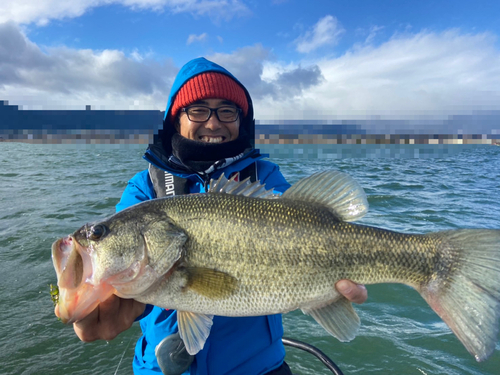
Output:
[{"xmin": 116, "ymin": 57, "xmax": 291, "ymax": 375}]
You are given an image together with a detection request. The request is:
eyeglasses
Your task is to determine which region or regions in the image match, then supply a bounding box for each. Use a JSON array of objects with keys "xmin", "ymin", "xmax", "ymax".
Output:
[{"xmin": 181, "ymin": 106, "xmax": 242, "ymax": 123}]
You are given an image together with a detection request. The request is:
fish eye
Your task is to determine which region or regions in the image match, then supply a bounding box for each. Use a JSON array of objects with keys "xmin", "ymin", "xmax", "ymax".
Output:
[{"xmin": 89, "ymin": 224, "xmax": 107, "ymax": 241}]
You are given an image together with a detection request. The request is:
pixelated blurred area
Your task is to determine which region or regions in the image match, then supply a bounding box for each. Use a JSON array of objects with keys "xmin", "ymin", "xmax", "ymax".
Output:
[
  {"xmin": 1, "ymin": 101, "xmax": 499, "ymax": 154},
  {"xmin": 0, "ymin": 101, "xmax": 163, "ymax": 145},
  {"xmin": 255, "ymin": 119, "xmax": 499, "ymax": 146}
]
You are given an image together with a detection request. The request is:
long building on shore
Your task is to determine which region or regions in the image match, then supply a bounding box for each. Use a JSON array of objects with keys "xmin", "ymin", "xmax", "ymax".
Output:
[{"xmin": 1, "ymin": 101, "xmax": 498, "ymax": 145}]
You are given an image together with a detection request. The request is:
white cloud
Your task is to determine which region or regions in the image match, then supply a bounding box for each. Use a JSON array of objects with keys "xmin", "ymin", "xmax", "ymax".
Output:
[
  {"xmin": 0, "ymin": 1, "xmax": 90, "ymax": 26},
  {"xmin": 187, "ymin": 33, "xmax": 208, "ymax": 45},
  {"xmin": 355, "ymin": 25, "xmax": 385, "ymax": 45},
  {"xmin": 295, "ymin": 15, "xmax": 345, "ymax": 54},
  {"xmin": 365, "ymin": 25, "xmax": 384, "ymax": 44},
  {"xmin": 0, "ymin": 21, "xmax": 177, "ymax": 109},
  {"xmin": 257, "ymin": 29, "xmax": 500, "ymax": 119},
  {"xmin": 0, "ymin": 0, "xmax": 250, "ymax": 26},
  {"xmin": 167, "ymin": 0, "xmax": 250, "ymax": 21},
  {"xmin": 130, "ymin": 49, "xmax": 144, "ymax": 62}
]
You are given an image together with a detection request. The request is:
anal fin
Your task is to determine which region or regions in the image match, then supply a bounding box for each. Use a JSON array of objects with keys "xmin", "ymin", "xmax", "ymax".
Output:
[
  {"xmin": 177, "ymin": 311, "xmax": 214, "ymax": 355},
  {"xmin": 302, "ymin": 297, "xmax": 360, "ymax": 342}
]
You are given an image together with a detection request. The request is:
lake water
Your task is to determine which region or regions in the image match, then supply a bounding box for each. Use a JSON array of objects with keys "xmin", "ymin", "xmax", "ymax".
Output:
[{"xmin": 1, "ymin": 142, "xmax": 499, "ymax": 375}]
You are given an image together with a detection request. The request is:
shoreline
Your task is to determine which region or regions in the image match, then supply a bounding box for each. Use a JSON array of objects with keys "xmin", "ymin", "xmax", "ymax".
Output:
[{"xmin": 1, "ymin": 135, "xmax": 496, "ymax": 145}]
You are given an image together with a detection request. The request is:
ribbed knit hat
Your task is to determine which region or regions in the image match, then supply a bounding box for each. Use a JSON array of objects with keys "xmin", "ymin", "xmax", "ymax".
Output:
[{"xmin": 170, "ymin": 72, "xmax": 249, "ymax": 120}]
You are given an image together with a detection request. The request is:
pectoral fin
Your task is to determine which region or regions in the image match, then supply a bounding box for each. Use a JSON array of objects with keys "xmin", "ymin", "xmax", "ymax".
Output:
[
  {"xmin": 185, "ymin": 267, "xmax": 238, "ymax": 299},
  {"xmin": 177, "ymin": 311, "xmax": 214, "ymax": 355},
  {"xmin": 302, "ymin": 297, "xmax": 360, "ymax": 342}
]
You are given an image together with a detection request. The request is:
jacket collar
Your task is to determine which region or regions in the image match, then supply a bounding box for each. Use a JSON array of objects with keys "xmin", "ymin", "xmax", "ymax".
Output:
[{"xmin": 144, "ymin": 146, "xmax": 263, "ymax": 179}]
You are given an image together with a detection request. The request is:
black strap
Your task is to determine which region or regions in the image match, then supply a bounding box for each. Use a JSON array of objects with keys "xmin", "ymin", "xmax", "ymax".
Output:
[
  {"xmin": 148, "ymin": 164, "xmax": 190, "ymax": 198},
  {"xmin": 148, "ymin": 162, "xmax": 257, "ymax": 198},
  {"xmin": 240, "ymin": 160, "xmax": 257, "ymax": 183}
]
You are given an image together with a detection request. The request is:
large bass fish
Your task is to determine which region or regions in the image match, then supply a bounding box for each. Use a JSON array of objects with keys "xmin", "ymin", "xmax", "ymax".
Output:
[{"xmin": 52, "ymin": 171, "xmax": 500, "ymax": 361}]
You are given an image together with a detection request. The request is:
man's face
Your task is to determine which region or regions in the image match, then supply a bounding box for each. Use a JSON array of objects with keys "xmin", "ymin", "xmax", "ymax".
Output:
[{"xmin": 177, "ymin": 98, "xmax": 241, "ymax": 143}]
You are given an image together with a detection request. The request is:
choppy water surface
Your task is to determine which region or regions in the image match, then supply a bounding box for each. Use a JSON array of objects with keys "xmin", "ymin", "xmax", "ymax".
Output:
[{"xmin": 1, "ymin": 142, "xmax": 499, "ymax": 375}]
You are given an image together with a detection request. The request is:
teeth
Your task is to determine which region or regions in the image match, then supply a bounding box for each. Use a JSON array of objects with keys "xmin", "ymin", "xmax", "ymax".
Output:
[{"xmin": 200, "ymin": 136, "xmax": 224, "ymax": 143}]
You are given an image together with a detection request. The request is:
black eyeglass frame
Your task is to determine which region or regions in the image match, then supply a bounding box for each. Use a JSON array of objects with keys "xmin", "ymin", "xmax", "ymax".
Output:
[{"xmin": 181, "ymin": 106, "xmax": 242, "ymax": 123}]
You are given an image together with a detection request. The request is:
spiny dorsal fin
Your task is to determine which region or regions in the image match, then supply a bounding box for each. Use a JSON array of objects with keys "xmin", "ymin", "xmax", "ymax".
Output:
[
  {"xmin": 282, "ymin": 170, "xmax": 368, "ymax": 222},
  {"xmin": 209, "ymin": 173, "xmax": 279, "ymax": 199}
]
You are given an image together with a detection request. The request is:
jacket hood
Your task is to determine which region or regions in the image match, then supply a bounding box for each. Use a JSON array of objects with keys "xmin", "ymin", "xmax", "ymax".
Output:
[{"xmin": 150, "ymin": 57, "xmax": 255, "ymax": 158}]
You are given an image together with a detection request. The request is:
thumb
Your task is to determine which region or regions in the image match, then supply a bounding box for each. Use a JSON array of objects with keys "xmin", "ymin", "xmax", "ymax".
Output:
[{"xmin": 336, "ymin": 280, "xmax": 367, "ymax": 304}]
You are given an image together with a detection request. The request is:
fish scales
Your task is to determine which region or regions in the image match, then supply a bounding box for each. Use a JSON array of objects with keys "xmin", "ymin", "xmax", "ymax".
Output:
[
  {"xmin": 52, "ymin": 170, "xmax": 500, "ymax": 360},
  {"xmin": 135, "ymin": 193, "xmax": 447, "ymax": 316}
]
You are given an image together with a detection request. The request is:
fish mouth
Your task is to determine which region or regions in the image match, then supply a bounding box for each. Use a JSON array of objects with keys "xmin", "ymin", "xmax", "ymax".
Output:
[
  {"xmin": 51, "ymin": 236, "xmax": 114, "ymax": 323},
  {"xmin": 199, "ymin": 136, "xmax": 225, "ymax": 143},
  {"xmin": 52, "ymin": 237, "xmax": 86, "ymax": 289}
]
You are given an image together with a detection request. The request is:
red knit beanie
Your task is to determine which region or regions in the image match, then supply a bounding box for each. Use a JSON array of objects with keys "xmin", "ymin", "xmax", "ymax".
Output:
[{"xmin": 170, "ymin": 72, "xmax": 249, "ymax": 120}]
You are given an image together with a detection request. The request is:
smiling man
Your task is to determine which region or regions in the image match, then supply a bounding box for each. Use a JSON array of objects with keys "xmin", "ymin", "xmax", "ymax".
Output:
[
  {"xmin": 141, "ymin": 61, "xmax": 284, "ymax": 194},
  {"xmin": 177, "ymin": 99, "xmax": 241, "ymax": 143},
  {"xmin": 65, "ymin": 57, "xmax": 367, "ymax": 375}
]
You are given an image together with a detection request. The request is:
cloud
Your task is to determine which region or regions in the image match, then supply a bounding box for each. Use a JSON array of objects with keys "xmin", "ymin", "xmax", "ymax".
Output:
[
  {"xmin": 0, "ymin": 0, "xmax": 250, "ymax": 26},
  {"xmin": 356, "ymin": 25, "xmax": 385, "ymax": 45},
  {"xmin": 167, "ymin": 0, "xmax": 250, "ymax": 21},
  {"xmin": 207, "ymin": 45, "xmax": 324, "ymax": 101},
  {"xmin": 365, "ymin": 25, "xmax": 384, "ymax": 44},
  {"xmin": 257, "ymin": 29, "xmax": 500, "ymax": 119},
  {"xmin": 0, "ymin": 21, "xmax": 177, "ymax": 109},
  {"xmin": 208, "ymin": 44, "xmax": 273, "ymax": 99},
  {"xmin": 272, "ymin": 65, "xmax": 325, "ymax": 98},
  {"xmin": 0, "ymin": 1, "xmax": 89, "ymax": 26},
  {"xmin": 187, "ymin": 33, "xmax": 208, "ymax": 45},
  {"xmin": 295, "ymin": 15, "xmax": 345, "ymax": 54}
]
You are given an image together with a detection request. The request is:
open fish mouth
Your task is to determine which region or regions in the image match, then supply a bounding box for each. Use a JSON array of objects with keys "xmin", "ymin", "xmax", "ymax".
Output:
[
  {"xmin": 52, "ymin": 237, "xmax": 87, "ymax": 289},
  {"xmin": 51, "ymin": 236, "xmax": 114, "ymax": 323}
]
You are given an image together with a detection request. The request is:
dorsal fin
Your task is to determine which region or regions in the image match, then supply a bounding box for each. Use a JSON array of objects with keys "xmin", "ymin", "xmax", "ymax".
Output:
[
  {"xmin": 209, "ymin": 173, "xmax": 280, "ymax": 199},
  {"xmin": 282, "ymin": 170, "xmax": 368, "ymax": 222}
]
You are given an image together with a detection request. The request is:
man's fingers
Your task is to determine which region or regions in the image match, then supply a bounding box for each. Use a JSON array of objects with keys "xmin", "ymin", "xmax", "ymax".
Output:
[
  {"xmin": 71, "ymin": 296, "xmax": 146, "ymax": 342},
  {"xmin": 336, "ymin": 280, "xmax": 367, "ymax": 304},
  {"xmin": 73, "ymin": 305, "xmax": 101, "ymax": 342}
]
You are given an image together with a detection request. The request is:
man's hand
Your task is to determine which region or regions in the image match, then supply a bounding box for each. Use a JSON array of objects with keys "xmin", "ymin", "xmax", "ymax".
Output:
[
  {"xmin": 55, "ymin": 295, "xmax": 146, "ymax": 342},
  {"xmin": 335, "ymin": 280, "xmax": 367, "ymax": 304}
]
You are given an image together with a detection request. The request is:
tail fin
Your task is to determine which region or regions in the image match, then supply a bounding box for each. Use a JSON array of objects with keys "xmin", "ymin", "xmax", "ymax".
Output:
[{"xmin": 420, "ymin": 229, "xmax": 500, "ymax": 361}]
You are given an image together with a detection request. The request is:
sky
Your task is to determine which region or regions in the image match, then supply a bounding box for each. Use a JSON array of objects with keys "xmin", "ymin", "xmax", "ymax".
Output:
[{"xmin": 1, "ymin": 0, "xmax": 500, "ymax": 127}]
